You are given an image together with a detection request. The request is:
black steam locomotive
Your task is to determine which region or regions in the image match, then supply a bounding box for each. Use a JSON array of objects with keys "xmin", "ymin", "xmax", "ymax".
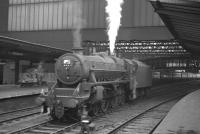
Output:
[{"xmin": 44, "ymin": 52, "xmax": 152, "ymax": 120}]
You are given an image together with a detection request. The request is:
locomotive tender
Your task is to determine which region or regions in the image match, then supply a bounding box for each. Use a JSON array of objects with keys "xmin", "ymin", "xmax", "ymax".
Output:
[{"xmin": 45, "ymin": 52, "xmax": 152, "ymax": 120}]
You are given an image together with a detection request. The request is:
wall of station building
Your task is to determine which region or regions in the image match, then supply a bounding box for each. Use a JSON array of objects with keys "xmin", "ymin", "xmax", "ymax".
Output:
[
  {"xmin": 0, "ymin": 0, "xmax": 173, "ymax": 50},
  {"xmin": 7, "ymin": 0, "xmax": 164, "ymax": 31},
  {"xmin": 0, "ymin": 59, "xmax": 56, "ymax": 84}
]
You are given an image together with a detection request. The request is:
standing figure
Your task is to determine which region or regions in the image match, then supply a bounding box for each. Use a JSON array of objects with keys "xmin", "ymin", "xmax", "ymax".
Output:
[{"xmin": 35, "ymin": 62, "xmax": 44, "ymax": 85}]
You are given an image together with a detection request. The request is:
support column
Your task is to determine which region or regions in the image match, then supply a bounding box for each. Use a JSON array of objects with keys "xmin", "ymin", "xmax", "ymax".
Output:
[
  {"xmin": 15, "ymin": 60, "xmax": 19, "ymax": 84},
  {"xmin": 160, "ymin": 71, "xmax": 162, "ymax": 79},
  {"xmin": 0, "ymin": 65, "xmax": 3, "ymax": 84}
]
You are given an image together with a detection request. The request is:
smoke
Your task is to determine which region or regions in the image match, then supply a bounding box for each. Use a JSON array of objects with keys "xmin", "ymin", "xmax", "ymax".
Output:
[
  {"xmin": 72, "ymin": 0, "xmax": 83, "ymax": 49},
  {"xmin": 105, "ymin": 0, "xmax": 124, "ymax": 55}
]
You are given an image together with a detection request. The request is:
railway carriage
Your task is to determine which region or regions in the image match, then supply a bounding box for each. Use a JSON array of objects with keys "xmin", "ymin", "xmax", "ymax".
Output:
[{"xmin": 44, "ymin": 52, "xmax": 152, "ymax": 120}]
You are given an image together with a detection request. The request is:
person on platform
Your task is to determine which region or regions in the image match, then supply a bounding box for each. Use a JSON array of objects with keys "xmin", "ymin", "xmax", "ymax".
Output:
[{"xmin": 35, "ymin": 62, "xmax": 45, "ymax": 85}]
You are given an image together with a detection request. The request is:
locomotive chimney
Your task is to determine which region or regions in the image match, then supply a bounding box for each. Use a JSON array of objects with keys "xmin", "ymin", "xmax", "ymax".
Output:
[{"xmin": 72, "ymin": 26, "xmax": 84, "ymax": 54}]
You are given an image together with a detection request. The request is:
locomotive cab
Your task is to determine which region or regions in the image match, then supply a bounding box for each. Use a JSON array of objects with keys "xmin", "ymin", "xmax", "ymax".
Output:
[{"xmin": 124, "ymin": 59, "xmax": 138, "ymax": 99}]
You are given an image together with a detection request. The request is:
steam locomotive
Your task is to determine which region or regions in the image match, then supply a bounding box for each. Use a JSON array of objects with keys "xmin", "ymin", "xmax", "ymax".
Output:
[{"xmin": 44, "ymin": 52, "xmax": 152, "ymax": 120}]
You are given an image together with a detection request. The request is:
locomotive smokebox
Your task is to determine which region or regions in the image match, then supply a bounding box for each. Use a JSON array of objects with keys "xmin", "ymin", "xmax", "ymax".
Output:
[{"xmin": 55, "ymin": 53, "xmax": 86, "ymax": 85}]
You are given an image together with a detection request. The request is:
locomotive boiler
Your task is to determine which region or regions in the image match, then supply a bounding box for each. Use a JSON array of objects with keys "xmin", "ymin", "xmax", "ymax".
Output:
[{"xmin": 44, "ymin": 52, "xmax": 152, "ymax": 120}]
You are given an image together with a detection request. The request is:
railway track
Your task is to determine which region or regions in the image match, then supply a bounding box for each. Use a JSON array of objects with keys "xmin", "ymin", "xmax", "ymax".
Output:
[
  {"xmin": 1, "ymin": 80, "xmax": 199, "ymax": 134},
  {"xmin": 0, "ymin": 106, "xmax": 42, "ymax": 125},
  {"xmin": 106, "ymin": 98, "xmax": 179, "ymax": 134},
  {"xmin": 9, "ymin": 120, "xmax": 80, "ymax": 134},
  {"xmin": 7, "ymin": 94, "xmax": 185, "ymax": 134},
  {"xmin": 9, "ymin": 96, "xmax": 180, "ymax": 134}
]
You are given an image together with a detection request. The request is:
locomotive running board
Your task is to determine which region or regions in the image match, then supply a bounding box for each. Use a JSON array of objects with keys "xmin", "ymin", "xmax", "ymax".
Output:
[
  {"xmin": 88, "ymin": 80, "xmax": 129, "ymax": 86},
  {"xmin": 90, "ymin": 69, "xmax": 126, "ymax": 73}
]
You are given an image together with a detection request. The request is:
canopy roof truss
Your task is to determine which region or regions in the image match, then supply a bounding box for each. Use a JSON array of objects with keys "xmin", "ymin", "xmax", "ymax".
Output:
[{"xmin": 83, "ymin": 40, "xmax": 192, "ymax": 59}]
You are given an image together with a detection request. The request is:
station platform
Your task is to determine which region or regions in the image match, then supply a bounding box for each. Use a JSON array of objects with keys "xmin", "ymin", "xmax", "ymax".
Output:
[
  {"xmin": 0, "ymin": 85, "xmax": 47, "ymax": 99},
  {"xmin": 153, "ymin": 89, "xmax": 200, "ymax": 134}
]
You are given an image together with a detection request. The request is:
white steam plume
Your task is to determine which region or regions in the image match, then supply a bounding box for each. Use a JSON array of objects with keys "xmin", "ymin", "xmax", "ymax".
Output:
[{"xmin": 105, "ymin": 0, "xmax": 124, "ymax": 55}]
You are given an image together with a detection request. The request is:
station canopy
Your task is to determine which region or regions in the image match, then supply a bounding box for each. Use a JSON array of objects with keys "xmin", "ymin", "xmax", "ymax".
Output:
[
  {"xmin": 150, "ymin": 0, "xmax": 200, "ymax": 56},
  {"xmin": 0, "ymin": 36, "xmax": 71, "ymax": 62}
]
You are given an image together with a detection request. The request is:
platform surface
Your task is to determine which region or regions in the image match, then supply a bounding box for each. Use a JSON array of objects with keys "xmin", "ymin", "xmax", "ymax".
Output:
[
  {"xmin": 153, "ymin": 89, "xmax": 200, "ymax": 134},
  {"xmin": 0, "ymin": 85, "xmax": 47, "ymax": 99}
]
